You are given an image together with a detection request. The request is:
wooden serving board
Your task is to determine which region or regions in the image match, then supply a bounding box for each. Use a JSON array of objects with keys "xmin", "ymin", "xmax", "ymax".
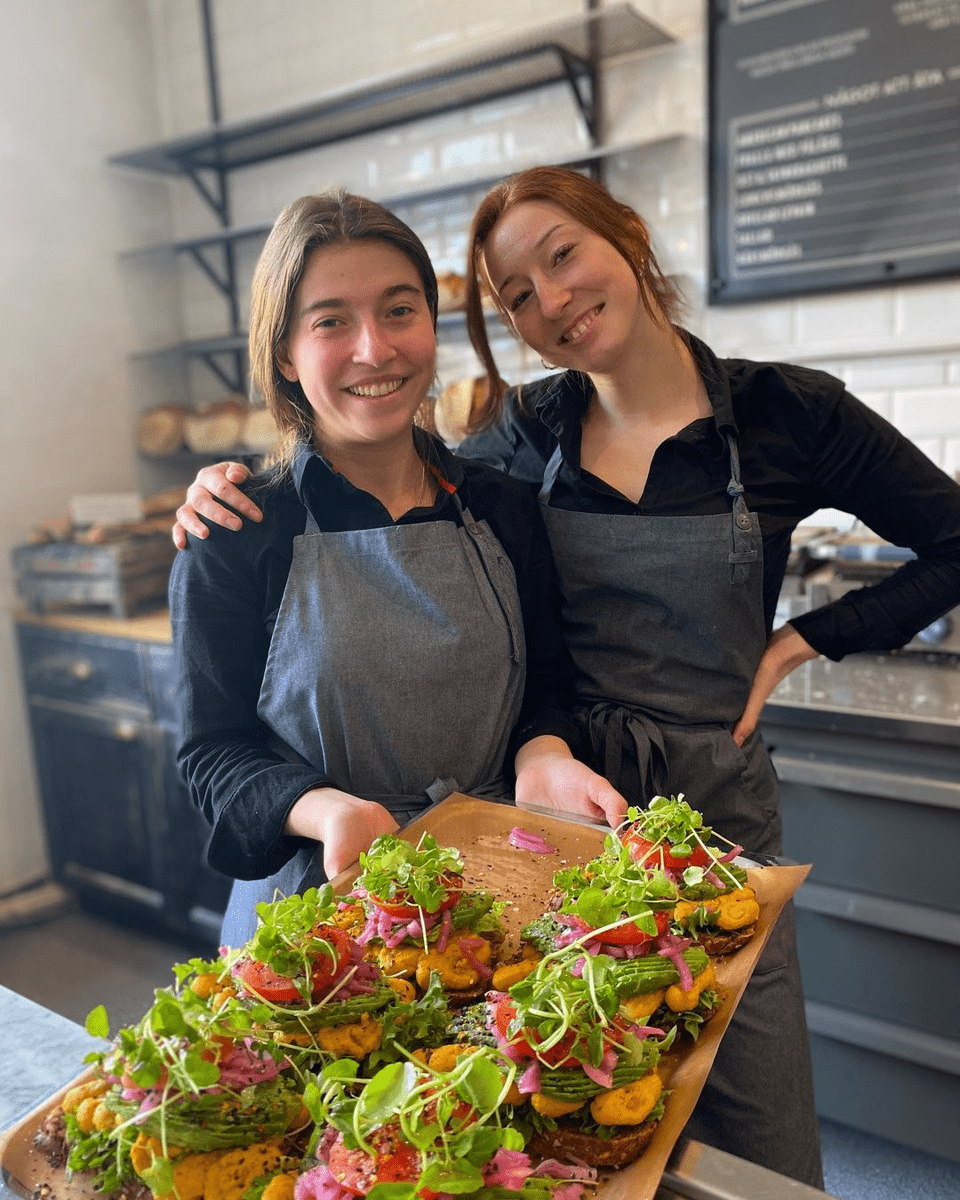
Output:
[{"xmin": 0, "ymin": 795, "xmax": 810, "ymax": 1200}]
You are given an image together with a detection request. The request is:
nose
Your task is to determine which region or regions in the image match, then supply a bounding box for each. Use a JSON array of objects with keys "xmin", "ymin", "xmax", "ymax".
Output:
[
  {"xmin": 536, "ymin": 275, "xmax": 570, "ymax": 320},
  {"xmin": 352, "ymin": 318, "xmax": 396, "ymax": 366}
]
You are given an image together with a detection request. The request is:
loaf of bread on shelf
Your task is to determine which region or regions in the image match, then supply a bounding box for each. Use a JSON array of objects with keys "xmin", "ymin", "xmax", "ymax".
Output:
[
  {"xmin": 137, "ymin": 403, "xmax": 189, "ymax": 456},
  {"xmin": 183, "ymin": 396, "xmax": 248, "ymax": 455},
  {"xmin": 242, "ymin": 405, "xmax": 280, "ymax": 455},
  {"xmin": 434, "ymin": 375, "xmax": 490, "ymax": 447},
  {"xmin": 436, "ymin": 270, "xmax": 466, "ymax": 313}
]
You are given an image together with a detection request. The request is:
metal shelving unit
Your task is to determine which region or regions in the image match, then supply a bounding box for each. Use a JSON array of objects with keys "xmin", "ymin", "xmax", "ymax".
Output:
[{"xmin": 109, "ymin": 3, "xmax": 674, "ymax": 395}]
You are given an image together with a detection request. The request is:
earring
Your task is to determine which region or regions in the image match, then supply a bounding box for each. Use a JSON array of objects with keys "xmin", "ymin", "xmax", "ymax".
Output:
[{"xmin": 540, "ymin": 357, "xmax": 555, "ymax": 370}]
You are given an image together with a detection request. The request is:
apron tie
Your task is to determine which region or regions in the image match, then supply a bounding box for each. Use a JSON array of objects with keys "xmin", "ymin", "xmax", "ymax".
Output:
[{"xmin": 583, "ymin": 701, "xmax": 669, "ymax": 808}]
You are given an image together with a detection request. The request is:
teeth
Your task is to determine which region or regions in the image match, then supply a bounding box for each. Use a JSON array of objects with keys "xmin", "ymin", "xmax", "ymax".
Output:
[
  {"xmin": 561, "ymin": 309, "xmax": 598, "ymax": 344},
  {"xmin": 347, "ymin": 378, "xmax": 404, "ymax": 397}
]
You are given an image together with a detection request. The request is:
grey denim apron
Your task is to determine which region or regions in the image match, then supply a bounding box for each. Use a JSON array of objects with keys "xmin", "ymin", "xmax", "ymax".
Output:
[
  {"xmin": 220, "ymin": 494, "xmax": 525, "ymax": 947},
  {"xmin": 538, "ymin": 432, "xmax": 823, "ymax": 1188}
]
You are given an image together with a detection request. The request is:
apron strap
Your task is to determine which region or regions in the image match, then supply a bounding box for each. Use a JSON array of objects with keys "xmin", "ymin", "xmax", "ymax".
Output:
[{"xmin": 724, "ymin": 432, "xmax": 760, "ymax": 583}]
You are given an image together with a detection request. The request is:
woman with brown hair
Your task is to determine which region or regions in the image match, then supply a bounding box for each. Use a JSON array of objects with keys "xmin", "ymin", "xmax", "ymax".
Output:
[
  {"xmin": 175, "ymin": 168, "xmax": 960, "ymax": 1185},
  {"xmin": 169, "ymin": 188, "xmax": 624, "ymax": 949}
]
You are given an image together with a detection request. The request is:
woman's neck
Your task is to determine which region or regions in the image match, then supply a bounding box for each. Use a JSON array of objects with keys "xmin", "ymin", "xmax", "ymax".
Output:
[
  {"xmin": 323, "ymin": 434, "xmax": 431, "ymax": 519},
  {"xmin": 588, "ymin": 315, "xmax": 708, "ymax": 428},
  {"xmin": 579, "ymin": 317, "xmax": 711, "ymax": 505}
]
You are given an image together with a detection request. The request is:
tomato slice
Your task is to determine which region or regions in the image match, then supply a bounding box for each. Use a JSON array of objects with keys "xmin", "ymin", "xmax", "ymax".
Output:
[
  {"xmin": 327, "ymin": 1137, "xmax": 375, "ymax": 1195},
  {"xmin": 307, "ymin": 925, "xmax": 351, "ymax": 994},
  {"xmin": 493, "ymin": 999, "xmax": 579, "ymax": 1068},
  {"xmin": 234, "ymin": 958, "xmax": 301, "ymax": 1003},
  {"xmin": 586, "ymin": 908, "xmax": 670, "ymax": 947},
  {"xmin": 328, "ymin": 1131, "xmax": 435, "ymax": 1197},
  {"xmin": 370, "ymin": 874, "xmax": 462, "ymax": 918},
  {"xmin": 625, "ymin": 832, "xmax": 712, "ymax": 872},
  {"xmin": 235, "ymin": 925, "xmax": 350, "ymax": 1003}
]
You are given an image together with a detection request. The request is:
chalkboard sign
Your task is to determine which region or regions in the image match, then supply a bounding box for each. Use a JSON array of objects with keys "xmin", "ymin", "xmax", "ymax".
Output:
[{"xmin": 708, "ymin": 0, "xmax": 960, "ymax": 303}]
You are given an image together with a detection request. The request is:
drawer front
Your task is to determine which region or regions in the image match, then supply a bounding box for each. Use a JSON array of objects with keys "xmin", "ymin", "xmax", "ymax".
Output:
[
  {"xmin": 17, "ymin": 626, "xmax": 149, "ymax": 711},
  {"xmin": 809, "ymin": 1033, "xmax": 960, "ymax": 1163},
  {"xmin": 796, "ymin": 910, "xmax": 960, "ymax": 1038},
  {"xmin": 779, "ymin": 780, "xmax": 960, "ymax": 914}
]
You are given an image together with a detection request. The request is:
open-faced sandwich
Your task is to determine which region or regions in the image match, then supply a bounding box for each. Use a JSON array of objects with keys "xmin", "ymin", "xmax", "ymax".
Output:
[
  {"xmin": 343, "ymin": 832, "xmax": 506, "ymax": 1007},
  {"xmin": 621, "ymin": 795, "xmax": 761, "ymax": 955},
  {"xmin": 38, "ymin": 978, "xmax": 307, "ymax": 1200},
  {"xmin": 478, "ymin": 947, "xmax": 672, "ymax": 1169},
  {"xmin": 294, "ymin": 1052, "xmax": 596, "ymax": 1199},
  {"xmin": 183, "ymin": 887, "xmax": 402, "ymax": 1062},
  {"xmin": 499, "ymin": 837, "xmax": 720, "ymax": 1041}
]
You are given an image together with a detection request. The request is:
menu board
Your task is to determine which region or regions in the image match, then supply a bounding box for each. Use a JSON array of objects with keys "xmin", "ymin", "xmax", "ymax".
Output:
[{"xmin": 708, "ymin": 0, "xmax": 960, "ymax": 303}]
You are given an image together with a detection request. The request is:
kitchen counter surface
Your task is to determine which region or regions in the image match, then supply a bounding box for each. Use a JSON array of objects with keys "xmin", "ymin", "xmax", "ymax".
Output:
[
  {"xmin": 14, "ymin": 606, "xmax": 173, "ymax": 644},
  {"xmin": 14, "ymin": 608, "xmax": 960, "ymax": 734},
  {"xmin": 764, "ymin": 650, "xmax": 960, "ymax": 744},
  {"xmin": 0, "ymin": 985, "xmax": 833, "ymax": 1200}
]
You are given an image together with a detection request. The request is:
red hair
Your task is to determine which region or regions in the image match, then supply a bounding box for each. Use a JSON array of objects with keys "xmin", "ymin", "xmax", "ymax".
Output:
[{"xmin": 465, "ymin": 166, "xmax": 683, "ymax": 430}]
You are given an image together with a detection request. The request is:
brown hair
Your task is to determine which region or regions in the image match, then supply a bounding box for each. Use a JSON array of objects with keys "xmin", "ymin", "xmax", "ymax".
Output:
[
  {"xmin": 464, "ymin": 166, "xmax": 684, "ymax": 430},
  {"xmin": 249, "ymin": 191, "xmax": 439, "ymax": 472}
]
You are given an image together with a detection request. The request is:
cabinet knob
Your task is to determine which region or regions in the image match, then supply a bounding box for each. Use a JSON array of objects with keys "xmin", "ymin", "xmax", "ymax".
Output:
[
  {"xmin": 70, "ymin": 659, "xmax": 94, "ymax": 681},
  {"xmin": 113, "ymin": 720, "xmax": 139, "ymax": 742}
]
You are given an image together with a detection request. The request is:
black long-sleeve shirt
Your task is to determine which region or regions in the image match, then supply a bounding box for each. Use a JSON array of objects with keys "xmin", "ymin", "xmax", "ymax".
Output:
[
  {"xmin": 170, "ymin": 436, "xmax": 576, "ymax": 880},
  {"xmin": 459, "ymin": 334, "xmax": 960, "ymax": 661}
]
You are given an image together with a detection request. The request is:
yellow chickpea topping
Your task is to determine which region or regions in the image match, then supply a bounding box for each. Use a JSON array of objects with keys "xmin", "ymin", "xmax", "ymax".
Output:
[
  {"xmin": 492, "ymin": 959, "xmax": 539, "ymax": 991},
  {"xmin": 531, "ymin": 1093, "xmax": 585, "ymax": 1118},
  {"xmin": 189, "ymin": 972, "xmax": 224, "ymax": 1000},
  {"xmin": 666, "ymin": 962, "xmax": 717, "ymax": 1013},
  {"xmin": 590, "ymin": 1072, "xmax": 662, "ymax": 1126}
]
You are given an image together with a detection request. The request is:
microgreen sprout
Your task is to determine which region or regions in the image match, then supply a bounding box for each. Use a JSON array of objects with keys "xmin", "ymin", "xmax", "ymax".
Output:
[
  {"xmin": 357, "ymin": 832, "xmax": 463, "ymax": 911},
  {"xmin": 616, "ymin": 795, "xmax": 745, "ymax": 891}
]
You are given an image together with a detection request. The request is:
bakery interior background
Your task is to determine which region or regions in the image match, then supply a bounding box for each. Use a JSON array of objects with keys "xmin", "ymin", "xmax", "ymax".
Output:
[{"xmin": 3, "ymin": 0, "xmax": 960, "ymax": 894}]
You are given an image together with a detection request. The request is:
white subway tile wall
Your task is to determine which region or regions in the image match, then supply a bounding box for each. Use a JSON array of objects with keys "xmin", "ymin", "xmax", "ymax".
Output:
[{"xmin": 142, "ymin": 0, "xmax": 960, "ymax": 460}]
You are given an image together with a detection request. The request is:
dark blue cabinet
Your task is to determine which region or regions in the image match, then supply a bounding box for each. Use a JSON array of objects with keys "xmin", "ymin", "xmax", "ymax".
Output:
[{"xmin": 15, "ymin": 619, "xmax": 230, "ymax": 947}]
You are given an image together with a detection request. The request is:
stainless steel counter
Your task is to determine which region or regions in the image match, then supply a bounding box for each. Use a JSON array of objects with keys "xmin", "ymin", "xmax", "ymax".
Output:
[{"xmin": 765, "ymin": 651, "xmax": 960, "ymax": 746}]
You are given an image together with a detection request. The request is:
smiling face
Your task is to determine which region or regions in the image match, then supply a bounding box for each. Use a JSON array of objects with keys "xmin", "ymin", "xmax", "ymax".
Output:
[
  {"xmin": 277, "ymin": 239, "xmax": 436, "ymax": 455},
  {"xmin": 481, "ymin": 199, "xmax": 650, "ymax": 376}
]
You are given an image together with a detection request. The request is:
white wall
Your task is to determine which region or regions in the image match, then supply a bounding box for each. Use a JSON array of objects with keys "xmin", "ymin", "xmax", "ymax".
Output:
[
  {"xmin": 3, "ymin": 0, "xmax": 959, "ymax": 888},
  {"xmin": 0, "ymin": 0, "xmax": 173, "ymax": 893},
  {"xmin": 144, "ymin": 0, "xmax": 960, "ymax": 468}
]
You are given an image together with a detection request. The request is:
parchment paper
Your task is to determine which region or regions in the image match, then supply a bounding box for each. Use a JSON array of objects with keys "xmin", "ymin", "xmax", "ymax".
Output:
[{"xmin": 1, "ymin": 794, "xmax": 810, "ymax": 1200}]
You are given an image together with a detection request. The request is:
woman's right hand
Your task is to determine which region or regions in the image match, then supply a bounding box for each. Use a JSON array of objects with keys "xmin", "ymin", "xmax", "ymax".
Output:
[
  {"xmin": 172, "ymin": 461, "xmax": 264, "ymax": 549},
  {"xmin": 284, "ymin": 787, "xmax": 400, "ymax": 880}
]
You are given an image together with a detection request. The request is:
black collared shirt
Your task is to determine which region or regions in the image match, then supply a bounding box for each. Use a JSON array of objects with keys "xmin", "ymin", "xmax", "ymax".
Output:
[
  {"xmin": 170, "ymin": 435, "xmax": 576, "ymax": 880},
  {"xmin": 459, "ymin": 334, "xmax": 960, "ymax": 661}
]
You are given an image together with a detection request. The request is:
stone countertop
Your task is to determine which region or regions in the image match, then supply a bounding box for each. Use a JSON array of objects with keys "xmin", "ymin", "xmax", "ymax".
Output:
[
  {"xmin": 0, "ymin": 986, "xmax": 106, "ymax": 1199},
  {"xmin": 13, "ymin": 606, "xmax": 172, "ymax": 644}
]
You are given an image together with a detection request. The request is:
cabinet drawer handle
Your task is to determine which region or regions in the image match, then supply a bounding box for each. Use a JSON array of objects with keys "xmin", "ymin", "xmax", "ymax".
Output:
[
  {"xmin": 771, "ymin": 752, "xmax": 960, "ymax": 811},
  {"xmin": 113, "ymin": 721, "xmax": 139, "ymax": 742},
  {"xmin": 70, "ymin": 659, "xmax": 94, "ymax": 681}
]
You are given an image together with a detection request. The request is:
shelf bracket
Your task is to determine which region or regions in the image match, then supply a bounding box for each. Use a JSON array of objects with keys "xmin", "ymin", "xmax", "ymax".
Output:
[
  {"xmin": 548, "ymin": 43, "xmax": 600, "ymax": 144},
  {"xmin": 195, "ymin": 348, "xmax": 245, "ymax": 394}
]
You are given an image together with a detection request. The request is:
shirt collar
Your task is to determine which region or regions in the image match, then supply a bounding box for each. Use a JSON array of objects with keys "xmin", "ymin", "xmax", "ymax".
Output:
[
  {"xmin": 289, "ymin": 432, "xmax": 463, "ymax": 508},
  {"xmin": 530, "ymin": 330, "xmax": 739, "ymax": 450}
]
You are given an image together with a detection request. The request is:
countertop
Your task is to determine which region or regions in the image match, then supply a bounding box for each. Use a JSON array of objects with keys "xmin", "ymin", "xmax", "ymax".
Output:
[
  {"xmin": 14, "ymin": 606, "xmax": 173, "ymax": 645},
  {"xmin": 0, "ymin": 986, "xmax": 833, "ymax": 1200},
  {"xmin": 14, "ymin": 608, "xmax": 960, "ymax": 734},
  {"xmin": 763, "ymin": 650, "xmax": 960, "ymax": 743}
]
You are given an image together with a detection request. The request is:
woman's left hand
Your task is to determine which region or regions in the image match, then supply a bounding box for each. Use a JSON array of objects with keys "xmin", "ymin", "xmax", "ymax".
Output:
[
  {"xmin": 514, "ymin": 736, "xmax": 629, "ymax": 828},
  {"xmin": 732, "ymin": 623, "xmax": 818, "ymax": 747}
]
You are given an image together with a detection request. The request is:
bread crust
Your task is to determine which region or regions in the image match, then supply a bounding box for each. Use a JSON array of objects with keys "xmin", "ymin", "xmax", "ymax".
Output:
[
  {"xmin": 528, "ymin": 1118, "xmax": 659, "ymax": 1168},
  {"xmin": 695, "ymin": 924, "xmax": 755, "ymax": 956}
]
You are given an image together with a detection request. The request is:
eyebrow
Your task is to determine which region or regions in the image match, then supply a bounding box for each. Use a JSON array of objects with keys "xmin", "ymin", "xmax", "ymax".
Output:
[
  {"xmin": 495, "ymin": 222, "xmax": 565, "ymax": 295},
  {"xmin": 297, "ymin": 282, "xmax": 423, "ymax": 320}
]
